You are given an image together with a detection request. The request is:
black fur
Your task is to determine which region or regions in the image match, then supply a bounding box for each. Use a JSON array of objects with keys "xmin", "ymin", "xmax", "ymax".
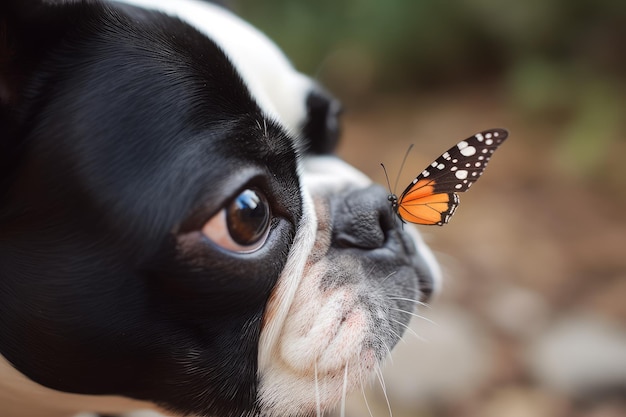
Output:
[
  {"xmin": 0, "ymin": 2, "xmax": 308, "ymax": 416},
  {"xmin": 302, "ymin": 89, "xmax": 342, "ymax": 155}
]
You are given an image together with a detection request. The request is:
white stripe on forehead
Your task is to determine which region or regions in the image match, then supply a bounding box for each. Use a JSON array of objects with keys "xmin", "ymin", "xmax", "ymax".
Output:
[{"xmin": 111, "ymin": 0, "xmax": 313, "ymax": 136}]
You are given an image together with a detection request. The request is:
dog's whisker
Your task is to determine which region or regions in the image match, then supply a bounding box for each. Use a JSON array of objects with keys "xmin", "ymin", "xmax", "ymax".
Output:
[
  {"xmin": 375, "ymin": 362, "xmax": 393, "ymax": 417},
  {"xmin": 357, "ymin": 351, "xmax": 375, "ymax": 417},
  {"xmin": 382, "ymin": 341, "xmax": 394, "ymax": 364},
  {"xmin": 389, "ymin": 307, "xmax": 438, "ymax": 327},
  {"xmin": 390, "ymin": 317, "xmax": 425, "ymax": 342},
  {"xmin": 387, "ymin": 296, "xmax": 431, "ymax": 309},
  {"xmin": 375, "ymin": 362, "xmax": 386, "ymax": 391},
  {"xmin": 379, "ymin": 270, "xmax": 397, "ymax": 285},
  {"xmin": 340, "ymin": 360, "xmax": 349, "ymax": 417},
  {"xmin": 362, "ymin": 264, "xmax": 377, "ymax": 281},
  {"xmin": 386, "ymin": 326, "xmax": 406, "ymax": 345},
  {"xmin": 314, "ymin": 360, "xmax": 321, "ymax": 417},
  {"xmin": 372, "ymin": 334, "xmax": 394, "ymax": 363}
]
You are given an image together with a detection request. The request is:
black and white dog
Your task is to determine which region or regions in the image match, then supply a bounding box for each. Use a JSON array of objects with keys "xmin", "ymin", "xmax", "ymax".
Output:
[{"xmin": 0, "ymin": 1, "xmax": 440, "ymax": 416}]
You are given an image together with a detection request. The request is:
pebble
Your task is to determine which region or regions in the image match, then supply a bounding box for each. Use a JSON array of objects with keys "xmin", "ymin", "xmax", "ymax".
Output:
[{"xmin": 527, "ymin": 312, "xmax": 626, "ymax": 397}]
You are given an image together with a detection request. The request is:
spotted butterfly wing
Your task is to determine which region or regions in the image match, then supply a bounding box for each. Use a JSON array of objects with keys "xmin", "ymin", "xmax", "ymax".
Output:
[{"xmin": 389, "ymin": 128, "xmax": 508, "ymax": 225}]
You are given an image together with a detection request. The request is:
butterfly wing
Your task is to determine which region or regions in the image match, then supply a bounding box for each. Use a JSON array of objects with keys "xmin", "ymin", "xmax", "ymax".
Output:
[{"xmin": 397, "ymin": 128, "xmax": 508, "ymax": 225}]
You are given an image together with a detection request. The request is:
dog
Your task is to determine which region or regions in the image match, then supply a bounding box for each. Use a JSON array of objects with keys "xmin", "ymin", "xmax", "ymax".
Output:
[{"xmin": 0, "ymin": 1, "xmax": 440, "ymax": 416}]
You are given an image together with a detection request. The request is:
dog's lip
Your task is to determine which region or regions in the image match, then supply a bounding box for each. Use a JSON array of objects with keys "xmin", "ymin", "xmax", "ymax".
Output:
[
  {"xmin": 276, "ymin": 290, "xmax": 372, "ymax": 377},
  {"xmin": 315, "ymin": 305, "xmax": 368, "ymax": 370}
]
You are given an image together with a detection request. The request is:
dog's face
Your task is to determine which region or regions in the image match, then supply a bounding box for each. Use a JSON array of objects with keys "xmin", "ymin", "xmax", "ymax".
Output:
[{"xmin": 0, "ymin": 1, "xmax": 439, "ymax": 417}]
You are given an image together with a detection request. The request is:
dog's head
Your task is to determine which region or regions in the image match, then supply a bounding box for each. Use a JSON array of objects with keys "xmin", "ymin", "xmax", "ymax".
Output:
[{"xmin": 0, "ymin": 1, "xmax": 440, "ymax": 416}]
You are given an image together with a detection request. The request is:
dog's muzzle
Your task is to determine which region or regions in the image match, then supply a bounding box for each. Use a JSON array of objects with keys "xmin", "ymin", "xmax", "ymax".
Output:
[{"xmin": 330, "ymin": 184, "xmax": 435, "ymax": 301}]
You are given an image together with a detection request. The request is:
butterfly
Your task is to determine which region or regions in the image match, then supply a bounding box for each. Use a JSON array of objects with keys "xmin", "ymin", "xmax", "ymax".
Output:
[{"xmin": 386, "ymin": 128, "xmax": 508, "ymax": 225}]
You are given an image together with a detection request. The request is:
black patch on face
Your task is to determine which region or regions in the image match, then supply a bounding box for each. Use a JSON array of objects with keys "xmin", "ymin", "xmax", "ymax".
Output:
[{"xmin": 0, "ymin": 2, "xmax": 301, "ymax": 416}]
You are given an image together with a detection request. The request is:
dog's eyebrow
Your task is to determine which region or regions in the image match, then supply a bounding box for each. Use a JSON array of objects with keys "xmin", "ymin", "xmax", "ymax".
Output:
[{"xmin": 256, "ymin": 118, "xmax": 269, "ymax": 139}]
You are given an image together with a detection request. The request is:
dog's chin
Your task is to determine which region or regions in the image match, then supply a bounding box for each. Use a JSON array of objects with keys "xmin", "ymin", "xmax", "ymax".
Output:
[
  {"xmin": 256, "ymin": 157, "xmax": 439, "ymax": 417},
  {"xmin": 257, "ymin": 255, "xmax": 396, "ymax": 417}
]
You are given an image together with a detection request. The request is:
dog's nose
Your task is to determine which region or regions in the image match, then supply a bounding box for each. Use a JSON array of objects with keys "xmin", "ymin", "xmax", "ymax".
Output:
[
  {"xmin": 331, "ymin": 185, "xmax": 397, "ymax": 250},
  {"xmin": 330, "ymin": 184, "xmax": 437, "ymax": 302}
]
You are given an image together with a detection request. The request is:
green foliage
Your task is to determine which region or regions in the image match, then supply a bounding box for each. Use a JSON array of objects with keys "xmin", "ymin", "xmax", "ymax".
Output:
[
  {"xmin": 234, "ymin": 0, "xmax": 625, "ymax": 88},
  {"xmin": 233, "ymin": 0, "xmax": 626, "ymax": 181},
  {"xmin": 557, "ymin": 79, "xmax": 624, "ymax": 177}
]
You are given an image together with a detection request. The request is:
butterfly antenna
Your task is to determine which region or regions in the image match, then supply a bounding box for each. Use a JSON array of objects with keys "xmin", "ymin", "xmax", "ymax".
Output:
[
  {"xmin": 393, "ymin": 144, "xmax": 414, "ymax": 193},
  {"xmin": 380, "ymin": 163, "xmax": 393, "ymax": 194}
]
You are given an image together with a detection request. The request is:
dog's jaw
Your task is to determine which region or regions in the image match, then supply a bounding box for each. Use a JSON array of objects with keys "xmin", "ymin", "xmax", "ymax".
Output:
[{"xmin": 257, "ymin": 157, "xmax": 440, "ymax": 416}]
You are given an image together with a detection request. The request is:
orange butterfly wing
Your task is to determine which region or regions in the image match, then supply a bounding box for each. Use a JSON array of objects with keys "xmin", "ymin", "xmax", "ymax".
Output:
[
  {"xmin": 397, "ymin": 179, "xmax": 459, "ymax": 225},
  {"xmin": 394, "ymin": 128, "xmax": 508, "ymax": 226}
]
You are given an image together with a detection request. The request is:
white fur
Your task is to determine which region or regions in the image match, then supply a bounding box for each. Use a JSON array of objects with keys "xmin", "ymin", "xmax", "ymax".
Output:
[
  {"xmin": 258, "ymin": 183, "xmax": 318, "ymax": 371},
  {"xmin": 112, "ymin": 0, "xmax": 314, "ymax": 138},
  {"xmin": 256, "ymin": 156, "xmax": 441, "ymax": 416},
  {"xmin": 262, "ymin": 156, "xmax": 374, "ymax": 369},
  {"xmin": 260, "ymin": 156, "xmax": 373, "ymax": 369}
]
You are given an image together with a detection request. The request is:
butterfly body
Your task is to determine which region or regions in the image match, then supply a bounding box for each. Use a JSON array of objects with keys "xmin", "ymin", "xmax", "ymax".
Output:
[{"xmin": 390, "ymin": 128, "xmax": 508, "ymax": 225}]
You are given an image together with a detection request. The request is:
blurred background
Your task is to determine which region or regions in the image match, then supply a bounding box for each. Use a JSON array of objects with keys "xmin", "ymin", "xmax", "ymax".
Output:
[{"xmin": 231, "ymin": 1, "xmax": 626, "ymax": 416}]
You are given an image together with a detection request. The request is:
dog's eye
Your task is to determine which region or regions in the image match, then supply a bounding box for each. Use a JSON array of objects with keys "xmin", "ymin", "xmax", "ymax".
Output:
[{"xmin": 202, "ymin": 188, "xmax": 271, "ymax": 252}]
